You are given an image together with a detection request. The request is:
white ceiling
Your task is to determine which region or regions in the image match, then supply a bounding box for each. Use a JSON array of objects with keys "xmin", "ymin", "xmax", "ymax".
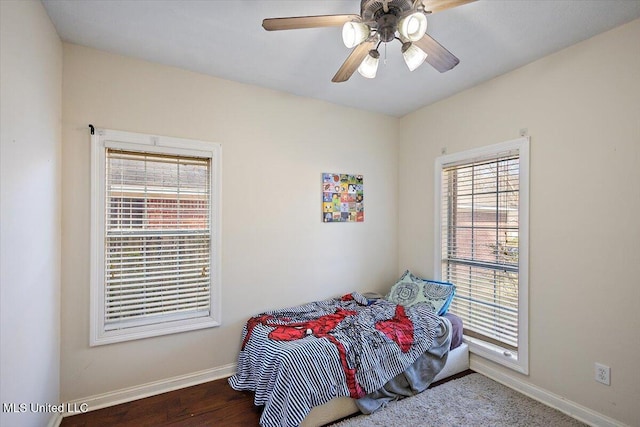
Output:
[{"xmin": 42, "ymin": 0, "xmax": 640, "ymax": 117}]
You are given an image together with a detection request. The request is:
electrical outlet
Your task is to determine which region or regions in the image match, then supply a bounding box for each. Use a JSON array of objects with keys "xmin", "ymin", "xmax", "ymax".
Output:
[{"xmin": 595, "ymin": 363, "xmax": 610, "ymax": 385}]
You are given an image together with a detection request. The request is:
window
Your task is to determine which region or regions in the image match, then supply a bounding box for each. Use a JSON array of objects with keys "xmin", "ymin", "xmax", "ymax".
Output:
[
  {"xmin": 435, "ymin": 137, "xmax": 529, "ymax": 373},
  {"xmin": 90, "ymin": 129, "xmax": 221, "ymax": 346}
]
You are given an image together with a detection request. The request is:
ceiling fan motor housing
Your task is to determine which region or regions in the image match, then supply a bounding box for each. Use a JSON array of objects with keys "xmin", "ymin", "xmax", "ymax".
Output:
[
  {"xmin": 360, "ymin": 0, "xmax": 414, "ymax": 20},
  {"xmin": 360, "ymin": 0, "xmax": 416, "ymax": 42},
  {"xmin": 376, "ymin": 14, "xmax": 399, "ymax": 42}
]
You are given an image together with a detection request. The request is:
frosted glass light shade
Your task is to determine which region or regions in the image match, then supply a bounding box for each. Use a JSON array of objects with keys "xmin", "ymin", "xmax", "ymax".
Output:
[
  {"xmin": 342, "ymin": 22, "xmax": 370, "ymax": 48},
  {"xmin": 398, "ymin": 12, "xmax": 427, "ymax": 42},
  {"xmin": 357, "ymin": 50, "xmax": 380, "ymax": 79},
  {"xmin": 402, "ymin": 43, "xmax": 428, "ymax": 71}
]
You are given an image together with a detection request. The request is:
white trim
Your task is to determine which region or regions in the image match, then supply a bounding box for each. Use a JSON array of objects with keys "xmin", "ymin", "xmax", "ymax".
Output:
[
  {"xmin": 90, "ymin": 128, "xmax": 223, "ymax": 346},
  {"xmin": 434, "ymin": 136, "xmax": 530, "ymax": 374},
  {"xmin": 56, "ymin": 357, "xmax": 627, "ymax": 427},
  {"xmin": 61, "ymin": 363, "xmax": 237, "ymax": 418},
  {"xmin": 471, "ymin": 357, "xmax": 628, "ymax": 427},
  {"xmin": 463, "ymin": 335, "xmax": 527, "ymax": 375},
  {"xmin": 517, "ymin": 137, "xmax": 530, "ymax": 375},
  {"xmin": 90, "ymin": 130, "xmax": 103, "ymax": 346},
  {"xmin": 93, "ymin": 316, "xmax": 222, "ymax": 346},
  {"xmin": 47, "ymin": 413, "xmax": 63, "ymax": 427}
]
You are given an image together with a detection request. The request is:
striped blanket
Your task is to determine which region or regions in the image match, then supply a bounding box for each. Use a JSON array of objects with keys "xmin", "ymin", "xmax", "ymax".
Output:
[{"xmin": 228, "ymin": 292, "xmax": 444, "ymax": 427}]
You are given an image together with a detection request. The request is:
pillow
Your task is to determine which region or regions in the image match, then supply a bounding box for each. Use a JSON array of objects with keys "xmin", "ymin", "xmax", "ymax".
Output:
[
  {"xmin": 442, "ymin": 312, "xmax": 463, "ymax": 349},
  {"xmin": 386, "ymin": 270, "xmax": 456, "ymax": 315}
]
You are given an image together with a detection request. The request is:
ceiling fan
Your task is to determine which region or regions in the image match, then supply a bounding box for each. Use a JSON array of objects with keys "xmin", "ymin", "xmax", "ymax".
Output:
[{"xmin": 262, "ymin": 0, "xmax": 475, "ymax": 82}]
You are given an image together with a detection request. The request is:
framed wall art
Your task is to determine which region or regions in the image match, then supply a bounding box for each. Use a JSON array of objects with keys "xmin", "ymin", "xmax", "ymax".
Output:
[{"xmin": 322, "ymin": 173, "xmax": 364, "ymax": 222}]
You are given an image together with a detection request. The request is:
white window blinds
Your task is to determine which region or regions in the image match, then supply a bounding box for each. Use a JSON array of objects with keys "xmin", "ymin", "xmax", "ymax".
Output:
[
  {"xmin": 104, "ymin": 149, "xmax": 211, "ymax": 330},
  {"xmin": 441, "ymin": 150, "xmax": 520, "ymax": 349}
]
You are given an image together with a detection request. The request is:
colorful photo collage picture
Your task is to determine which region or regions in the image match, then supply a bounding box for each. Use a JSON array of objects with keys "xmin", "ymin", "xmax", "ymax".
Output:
[{"xmin": 322, "ymin": 173, "xmax": 364, "ymax": 223}]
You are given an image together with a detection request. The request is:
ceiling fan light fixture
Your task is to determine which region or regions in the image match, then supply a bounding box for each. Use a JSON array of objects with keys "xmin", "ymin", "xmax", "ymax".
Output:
[
  {"xmin": 342, "ymin": 21, "xmax": 370, "ymax": 48},
  {"xmin": 398, "ymin": 12, "xmax": 427, "ymax": 42},
  {"xmin": 357, "ymin": 49, "xmax": 380, "ymax": 79},
  {"xmin": 401, "ymin": 42, "xmax": 428, "ymax": 71},
  {"xmin": 261, "ymin": 0, "xmax": 467, "ymax": 82}
]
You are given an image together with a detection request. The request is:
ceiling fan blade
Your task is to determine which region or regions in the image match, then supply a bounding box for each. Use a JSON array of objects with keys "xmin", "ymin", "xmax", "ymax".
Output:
[
  {"xmin": 421, "ymin": 0, "xmax": 476, "ymax": 14},
  {"xmin": 332, "ymin": 39, "xmax": 377, "ymax": 83},
  {"xmin": 414, "ymin": 34, "xmax": 460, "ymax": 72},
  {"xmin": 263, "ymin": 14, "xmax": 360, "ymax": 31}
]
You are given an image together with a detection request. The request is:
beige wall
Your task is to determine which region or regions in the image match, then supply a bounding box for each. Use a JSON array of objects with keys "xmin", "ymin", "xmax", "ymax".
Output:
[
  {"xmin": 398, "ymin": 19, "xmax": 640, "ymax": 426},
  {"xmin": 0, "ymin": 1, "xmax": 63, "ymax": 426},
  {"xmin": 60, "ymin": 44, "xmax": 399, "ymax": 401},
  {"xmin": 5, "ymin": 4, "xmax": 636, "ymax": 424}
]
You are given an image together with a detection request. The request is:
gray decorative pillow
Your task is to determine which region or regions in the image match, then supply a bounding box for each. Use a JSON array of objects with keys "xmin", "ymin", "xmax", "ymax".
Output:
[{"xmin": 387, "ymin": 270, "xmax": 456, "ymax": 315}]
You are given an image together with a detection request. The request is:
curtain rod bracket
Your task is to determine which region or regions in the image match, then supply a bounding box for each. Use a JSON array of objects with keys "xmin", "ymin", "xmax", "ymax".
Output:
[{"xmin": 89, "ymin": 124, "xmax": 94, "ymax": 135}]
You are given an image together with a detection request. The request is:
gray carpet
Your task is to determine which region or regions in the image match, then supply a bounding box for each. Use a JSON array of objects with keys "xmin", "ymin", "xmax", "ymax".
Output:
[{"xmin": 329, "ymin": 373, "xmax": 587, "ymax": 427}]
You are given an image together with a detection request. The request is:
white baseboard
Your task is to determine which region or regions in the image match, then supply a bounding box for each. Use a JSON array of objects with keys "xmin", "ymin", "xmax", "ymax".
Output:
[
  {"xmin": 62, "ymin": 363, "xmax": 237, "ymax": 418},
  {"xmin": 471, "ymin": 358, "xmax": 627, "ymax": 427},
  {"xmin": 56, "ymin": 358, "xmax": 626, "ymax": 427},
  {"xmin": 47, "ymin": 413, "xmax": 63, "ymax": 427}
]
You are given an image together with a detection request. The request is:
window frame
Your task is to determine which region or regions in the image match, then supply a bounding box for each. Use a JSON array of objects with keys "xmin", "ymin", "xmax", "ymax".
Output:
[
  {"xmin": 90, "ymin": 128, "xmax": 222, "ymax": 346},
  {"xmin": 434, "ymin": 137, "xmax": 529, "ymax": 374}
]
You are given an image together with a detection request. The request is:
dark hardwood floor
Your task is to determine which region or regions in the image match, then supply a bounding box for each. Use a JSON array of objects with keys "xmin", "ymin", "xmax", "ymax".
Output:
[
  {"xmin": 61, "ymin": 370, "xmax": 474, "ymax": 426},
  {"xmin": 60, "ymin": 378, "xmax": 261, "ymax": 427}
]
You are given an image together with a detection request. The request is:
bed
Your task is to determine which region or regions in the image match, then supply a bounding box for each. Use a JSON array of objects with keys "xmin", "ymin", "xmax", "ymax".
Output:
[
  {"xmin": 229, "ymin": 271, "xmax": 469, "ymax": 427},
  {"xmin": 300, "ymin": 341, "xmax": 469, "ymax": 427}
]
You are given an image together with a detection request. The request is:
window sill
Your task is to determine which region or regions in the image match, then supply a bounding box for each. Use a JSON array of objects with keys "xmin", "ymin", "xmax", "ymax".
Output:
[
  {"xmin": 90, "ymin": 316, "xmax": 220, "ymax": 346},
  {"xmin": 463, "ymin": 335, "xmax": 528, "ymax": 375}
]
